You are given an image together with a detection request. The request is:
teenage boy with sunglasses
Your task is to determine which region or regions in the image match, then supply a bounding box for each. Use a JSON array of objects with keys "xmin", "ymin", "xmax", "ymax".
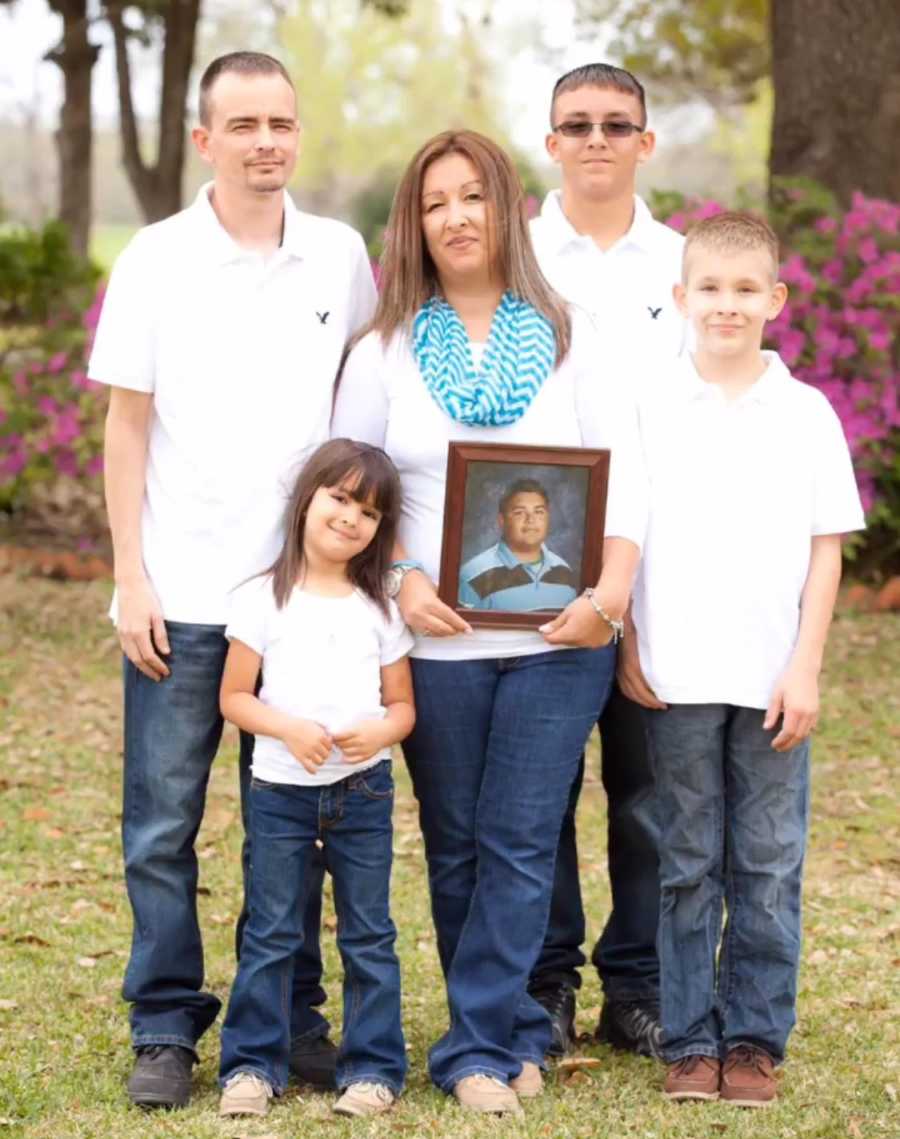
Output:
[{"xmin": 528, "ymin": 63, "xmax": 684, "ymax": 1059}]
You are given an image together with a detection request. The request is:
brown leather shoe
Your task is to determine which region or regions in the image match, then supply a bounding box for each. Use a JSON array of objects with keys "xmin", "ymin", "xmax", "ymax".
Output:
[
  {"xmin": 663, "ymin": 1054, "xmax": 721, "ymax": 1101},
  {"xmin": 720, "ymin": 1045, "xmax": 776, "ymax": 1108}
]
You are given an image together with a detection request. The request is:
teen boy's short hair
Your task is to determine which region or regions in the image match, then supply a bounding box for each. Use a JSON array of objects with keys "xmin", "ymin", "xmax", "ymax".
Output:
[
  {"xmin": 550, "ymin": 63, "xmax": 647, "ymax": 128},
  {"xmin": 499, "ymin": 478, "xmax": 550, "ymax": 514},
  {"xmin": 683, "ymin": 211, "xmax": 781, "ymax": 280},
  {"xmin": 198, "ymin": 51, "xmax": 294, "ymax": 126}
]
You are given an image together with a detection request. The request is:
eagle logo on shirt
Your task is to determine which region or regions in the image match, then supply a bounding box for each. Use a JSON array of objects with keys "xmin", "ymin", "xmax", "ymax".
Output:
[{"xmin": 648, "ymin": 306, "xmax": 662, "ymax": 320}]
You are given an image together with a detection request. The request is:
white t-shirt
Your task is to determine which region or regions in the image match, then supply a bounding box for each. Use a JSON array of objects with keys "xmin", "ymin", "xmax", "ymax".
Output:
[
  {"xmin": 530, "ymin": 192, "xmax": 686, "ymax": 362},
  {"xmin": 632, "ymin": 351, "xmax": 865, "ymax": 709},
  {"xmin": 226, "ymin": 576, "xmax": 413, "ymax": 786},
  {"xmin": 331, "ymin": 315, "xmax": 648, "ymax": 662},
  {"xmin": 88, "ymin": 184, "xmax": 377, "ymax": 624}
]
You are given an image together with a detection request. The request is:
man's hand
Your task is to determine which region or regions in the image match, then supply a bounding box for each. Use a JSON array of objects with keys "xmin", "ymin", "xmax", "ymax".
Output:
[
  {"xmin": 539, "ymin": 595, "xmax": 615, "ymax": 649},
  {"xmin": 764, "ymin": 663, "xmax": 819, "ymax": 752},
  {"xmin": 116, "ymin": 576, "xmax": 170, "ymax": 680},
  {"xmin": 283, "ymin": 718, "xmax": 334, "ymax": 773},
  {"xmin": 398, "ymin": 570, "xmax": 472, "ymax": 638},
  {"xmin": 617, "ymin": 631, "xmax": 666, "ymax": 709},
  {"xmin": 333, "ymin": 719, "xmax": 391, "ymax": 764}
]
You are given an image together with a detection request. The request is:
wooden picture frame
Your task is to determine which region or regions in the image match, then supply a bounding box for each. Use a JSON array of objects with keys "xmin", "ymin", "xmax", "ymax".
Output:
[{"xmin": 438, "ymin": 441, "xmax": 610, "ymax": 629}]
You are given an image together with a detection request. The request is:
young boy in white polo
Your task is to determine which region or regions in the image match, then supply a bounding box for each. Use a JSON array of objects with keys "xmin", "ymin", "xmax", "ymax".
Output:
[
  {"xmin": 527, "ymin": 62, "xmax": 685, "ymax": 1060},
  {"xmin": 624, "ymin": 212, "xmax": 864, "ymax": 1107}
]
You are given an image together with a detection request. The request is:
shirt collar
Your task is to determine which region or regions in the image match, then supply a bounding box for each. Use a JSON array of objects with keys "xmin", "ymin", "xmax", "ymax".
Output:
[
  {"xmin": 497, "ymin": 540, "xmax": 546, "ymax": 571},
  {"xmin": 676, "ymin": 350, "xmax": 791, "ymax": 405},
  {"xmin": 192, "ymin": 182, "xmax": 307, "ymax": 264},
  {"xmin": 538, "ymin": 190, "xmax": 659, "ymax": 256}
]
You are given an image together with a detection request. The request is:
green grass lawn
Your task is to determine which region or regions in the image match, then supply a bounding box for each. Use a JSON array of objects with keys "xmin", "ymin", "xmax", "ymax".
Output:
[{"xmin": 0, "ymin": 576, "xmax": 897, "ymax": 1138}]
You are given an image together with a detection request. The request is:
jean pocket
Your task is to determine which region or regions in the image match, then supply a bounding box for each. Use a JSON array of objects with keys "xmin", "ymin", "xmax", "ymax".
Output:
[{"xmin": 352, "ymin": 762, "xmax": 394, "ymax": 801}]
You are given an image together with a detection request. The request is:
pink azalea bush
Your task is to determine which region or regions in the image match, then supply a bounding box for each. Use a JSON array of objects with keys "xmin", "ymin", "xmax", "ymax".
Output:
[
  {"xmin": 660, "ymin": 184, "xmax": 899, "ymax": 574},
  {"xmin": 0, "ymin": 289, "xmax": 106, "ymax": 508}
]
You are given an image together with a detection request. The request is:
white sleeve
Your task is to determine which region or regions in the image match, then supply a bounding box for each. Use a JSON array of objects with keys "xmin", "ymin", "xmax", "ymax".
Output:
[
  {"xmin": 380, "ymin": 601, "xmax": 414, "ymax": 665},
  {"xmin": 87, "ymin": 233, "xmax": 156, "ymax": 393},
  {"xmin": 332, "ymin": 332, "xmax": 390, "ymax": 447},
  {"xmin": 346, "ymin": 231, "xmax": 378, "ymax": 339},
  {"xmin": 572, "ymin": 327, "xmax": 648, "ymax": 550},
  {"xmin": 810, "ymin": 394, "xmax": 866, "ymax": 535},
  {"xmin": 224, "ymin": 576, "xmax": 274, "ymax": 655}
]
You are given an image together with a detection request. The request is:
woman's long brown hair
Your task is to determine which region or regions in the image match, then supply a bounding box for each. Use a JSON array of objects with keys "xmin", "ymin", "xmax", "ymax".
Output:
[
  {"xmin": 371, "ymin": 129, "xmax": 571, "ymax": 364},
  {"xmin": 267, "ymin": 439, "xmax": 401, "ymax": 616}
]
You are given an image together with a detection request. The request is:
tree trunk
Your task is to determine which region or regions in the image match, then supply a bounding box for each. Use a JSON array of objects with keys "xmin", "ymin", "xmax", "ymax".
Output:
[
  {"xmin": 107, "ymin": 0, "xmax": 201, "ymax": 223},
  {"xmin": 770, "ymin": 0, "xmax": 900, "ymax": 204},
  {"xmin": 46, "ymin": 0, "xmax": 99, "ymax": 256}
]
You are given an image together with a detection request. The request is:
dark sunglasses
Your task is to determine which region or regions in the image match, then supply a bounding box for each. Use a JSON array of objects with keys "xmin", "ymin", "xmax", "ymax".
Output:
[{"xmin": 552, "ymin": 120, "xmax": 644, "ymax": 140}]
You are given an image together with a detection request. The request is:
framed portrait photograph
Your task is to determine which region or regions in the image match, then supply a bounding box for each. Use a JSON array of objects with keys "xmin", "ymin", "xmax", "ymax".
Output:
[{"xmin": 438, "ymin": 441, "xmax": 610, "ymax": 629}]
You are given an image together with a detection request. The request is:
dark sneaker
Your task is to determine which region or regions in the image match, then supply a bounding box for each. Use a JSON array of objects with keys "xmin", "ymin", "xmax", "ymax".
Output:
[
  {"xmin": 663, "ymin": 1054, "xmax": 721, "ymax": 1101},
  {"xmin": 127, "ymin": 1045, "xmax": 194, "ymax": 1109},
  {"xmin": 595, "ymin": 999, "xmax": 662, "ymax": 1058},
  {"xmin": 531, "ymin": 984, "xmax": 576, "ymax": 1057},
  {"xmin": 720, "ymin": 1045, "xmax": 777, "ymax": 1108},
  {"xmin": 289, "ymin": 1034, "xmax": 338, "ymax": 1088}
]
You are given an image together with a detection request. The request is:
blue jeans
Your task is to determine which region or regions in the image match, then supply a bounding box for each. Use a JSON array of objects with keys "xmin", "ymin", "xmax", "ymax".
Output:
[
  {"xmin": 403, "ymin": 646, "xmax": 616, "ymax": 1092},
  {"xmin": 121, "ymin": 620, "xmax": 326, "ymax": 1052},
  {"xmin": 532, "ymin": 684, "xmax": 661, "ymax": 1001},
  {"xmin": 646, "ymin": 704, "xmax": 810, "ymax": 1063},
  {"xmin": 219, "ymin": 762, "xmax": 406, "ymax": 1095}
]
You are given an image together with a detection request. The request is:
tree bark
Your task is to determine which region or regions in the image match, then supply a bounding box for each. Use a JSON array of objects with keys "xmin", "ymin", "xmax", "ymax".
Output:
[
  {"xmin": 46, "ymin": 0, "xmax": 99, "ymax": 256},
  {"xmin": 107, "ymin": 0, "xmax": 201, "ymax": 223},
  {"xmin": 770, "ymin": 0, "xmax": 900, "ymax": 204}
]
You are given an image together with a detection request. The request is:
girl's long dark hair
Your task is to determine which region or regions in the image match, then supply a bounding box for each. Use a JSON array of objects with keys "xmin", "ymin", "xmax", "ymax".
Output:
[{"xmin": 268, "ymin": 438, "xmax": 401, "ymax": 616}]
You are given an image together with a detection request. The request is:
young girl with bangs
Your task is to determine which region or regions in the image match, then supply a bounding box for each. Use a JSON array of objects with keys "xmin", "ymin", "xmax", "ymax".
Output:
[{"xmin": 216, "ymin": 438, "xmax": 415, "ymax": 1121}]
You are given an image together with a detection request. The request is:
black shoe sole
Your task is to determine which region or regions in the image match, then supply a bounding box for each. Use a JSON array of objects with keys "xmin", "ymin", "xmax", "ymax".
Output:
[{"xmin": 128, "ymin": 1090, "xmax": 191, "ymax": 1110}]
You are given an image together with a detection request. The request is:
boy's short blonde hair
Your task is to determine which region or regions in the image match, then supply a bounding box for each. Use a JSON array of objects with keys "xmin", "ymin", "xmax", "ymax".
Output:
[{"xmin": 682, "ymin": 211, "xmax": 780, "ymax": 282}]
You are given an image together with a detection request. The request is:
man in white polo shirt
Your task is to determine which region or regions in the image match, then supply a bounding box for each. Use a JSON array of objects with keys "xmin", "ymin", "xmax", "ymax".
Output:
[
  {"xmin": 528, "ymin": 63, "xmax": 684, "ymax": 1058},
  {"xmin": 89, "ymin": 51, "xmax": 376, "ymax": 1108}
]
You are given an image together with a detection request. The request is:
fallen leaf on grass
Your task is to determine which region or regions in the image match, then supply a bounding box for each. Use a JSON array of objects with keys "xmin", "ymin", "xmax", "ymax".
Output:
[
  {"xmin": 558, "ymin": 1068, "xmax": 594, "ymax": 1087},
  {"xmin": 76, "ymin": 957, "xmax": 98, "ymax": 968},
  {"xmin": 0, "ymin": 1000, "xmax": 18, "ymax": 1010},
  {"xmin": 22, "ymin": 807, "xmax": 51, "ymax": 822},
  {"xmin": 848, "ymin": 1118, "xmax": 864, "ymax": 1139},
  {"xmin": 886, "ymin": 1084, "xmax": 897, "ymax": 1101},
  {"xmin": 13, "ymin": 934, "xmax": 50, "ymax": 947}
]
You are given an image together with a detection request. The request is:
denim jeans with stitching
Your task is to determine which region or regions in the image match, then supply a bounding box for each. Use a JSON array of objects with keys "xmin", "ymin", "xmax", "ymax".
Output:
[
  {"xmin": 646, "ymin": 703, "xmax": 810, "ymax": 1064},
  {"xmin": 121, "ymin": 620, "xmax": 326, "ymax": 1052},
  {"xmin": 403, "ymin": 646, "xmax": 616, "ymax": 1092},
  {"xmin": 219, "ymin": 762, "xmax": 406, "ymax": 1095},
  {"xmin": 531, "ymin": 684, "xmax": 661, "ymax": 1001}
]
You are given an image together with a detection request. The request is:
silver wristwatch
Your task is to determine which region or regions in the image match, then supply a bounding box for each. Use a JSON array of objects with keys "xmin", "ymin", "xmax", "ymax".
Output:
[{"xmin": 386, "ymin": 560, "xmax": 425, "ymax": 599}]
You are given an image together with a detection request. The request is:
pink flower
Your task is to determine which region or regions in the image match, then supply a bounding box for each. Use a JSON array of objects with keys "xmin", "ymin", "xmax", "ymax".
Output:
[
  {"xmin": 85, "ymin": 454, "xmax": 104, "ymax": 476},
  {"xmin": 822, "ymin": 258, "xmax": 843, "ymax": 284},
  {"xmin": 857, "ymin": 237, "xmax": 880, "ymax": 264},
  {"xmin": 665, "ymin": 211, "xmax": 687, "ymax": 233},
  {"xmin": 46, "ymin": 351, "xmax": 68, "ymax": 374},
  {"xmin": 815, "ymin": 217, "xmax": 837, "ymax": 234},
  {"xmin": 13, "ymin": 371, "xmax": 29, "ymax": 395},
  {"xmin": 53, "ymin": 449, "xmax": 79, "ymax": 477},
  {"xmin": 37, "ymin": 396, "xmax": 58, "ymax": 416}
]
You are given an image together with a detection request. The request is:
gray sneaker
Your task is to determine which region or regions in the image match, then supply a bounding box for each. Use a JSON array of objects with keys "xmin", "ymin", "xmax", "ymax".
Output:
[
  {"xmin": 333, "ymin": 1081, "xmax": 396, "ymax": 1117},
  {"xmin": 127, "ymin": 1045, "xmax": 194, "ymax": 1109},
  {"xmin": 219, "ymin": 1072, "xmax": 273, "ymax": 1117}
]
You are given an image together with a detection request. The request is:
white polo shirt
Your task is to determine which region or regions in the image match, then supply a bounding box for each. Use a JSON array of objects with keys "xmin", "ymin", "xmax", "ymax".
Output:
[
  {"xmin": 530, "ymin": 191, "xmax": 686, "ymax": 361},
  {"xmin": 89, "ymin": 184, "xmax": 376, "ymax": 624},
  {"xmin": 632, "ymin": 351, "xmax": 865, "ymax": 710}
]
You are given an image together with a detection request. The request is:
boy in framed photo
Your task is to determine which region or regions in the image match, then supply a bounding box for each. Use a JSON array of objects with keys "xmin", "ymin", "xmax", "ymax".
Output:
[
  {"xmin": 622, "ymin": 211, "xmax": 864, "ymax": 1107},
  {"xmin": 458, "ymin": 478, "xmax": 578, "ymax": 612}
]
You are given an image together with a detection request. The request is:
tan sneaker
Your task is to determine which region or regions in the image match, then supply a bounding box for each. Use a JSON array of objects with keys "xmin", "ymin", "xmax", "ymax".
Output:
[
  {"xmin": 333, "ymin": 1081, "xmax": 396, "ymax": 1117},
  {"xmin": 219, "ymin": 1071, "xmax": 272, "ymax": 1117},
  {"xmin": 509, "ymin": 1061, "xmax": 543, "ymax": 1098},
  {"xmin": 663, "ymin": 1055, "xmax": 721, "ymax": 1101},
  {"xmin": 453, "ymin": 1074, "xmax": 523, "ymax": 1116},
  {"xmin": 720, "ymin": 1045, "xmax": 776, "ymax": 1108}
]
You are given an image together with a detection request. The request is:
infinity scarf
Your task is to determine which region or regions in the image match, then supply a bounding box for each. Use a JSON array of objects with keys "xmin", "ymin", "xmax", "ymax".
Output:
[{"xmin": 411, "ymin": 291, "xmax": 556, "ymax": 426}]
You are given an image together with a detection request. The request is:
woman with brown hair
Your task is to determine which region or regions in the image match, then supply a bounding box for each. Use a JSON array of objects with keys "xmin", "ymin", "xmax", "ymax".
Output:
[{"xmin": 333, "ymin": 130, "xmax": 645, "ymax": 1115}]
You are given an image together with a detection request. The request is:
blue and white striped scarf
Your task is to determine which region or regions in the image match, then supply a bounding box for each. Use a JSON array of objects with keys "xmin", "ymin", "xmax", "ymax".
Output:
[{"xmin": 411, "ymin": 291, "xmax": 556, "ymax": 427}]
